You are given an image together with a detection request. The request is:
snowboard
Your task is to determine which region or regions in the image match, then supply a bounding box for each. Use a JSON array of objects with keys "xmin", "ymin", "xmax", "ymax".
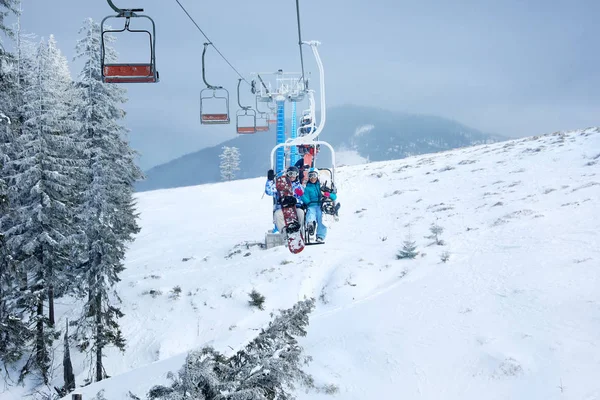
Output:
[{"xmin": 276, "ymin": 176, "xmax": 305, "ymax": 254}]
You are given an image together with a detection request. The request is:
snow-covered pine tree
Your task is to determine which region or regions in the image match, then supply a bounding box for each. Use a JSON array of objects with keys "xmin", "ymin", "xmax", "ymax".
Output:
[
  {"xmin": 397, "ymin": 239, "xmax": 419, "ymax": 259},
  {"xmin": 70, "ymin": 18, "xmax": 143, "ymax": 383},
  {"xmin": 0, "ymin": 10, "xmax": 33, "ymax": 377},
  {"xmin": 425, "ymin": 221, "xmax": 444, "ymax": 246},
  {"xmin": 147, "ymin": 347, "xmax": 224, "ymax": 400},
  {"xmin": 6, "ymin": 35, "xmax": 80, "ymax": 383},
  {"xmin": 219, "ymin": 146, "xmax": 241, "ymax": 181},
  {"xmin": 0, "ymin": 0, "xmax": 19, "ymax": 38},
  {"xmin": 221, "ymin": 297, "xmax": 317, "ymax": 398},
  {"xmin": 147, "ymin": 299, "xmax": 317, "ymax": 399},
  {"xmin": 0, "ymin": 158, "xmax": 31, "ymax": 372}
]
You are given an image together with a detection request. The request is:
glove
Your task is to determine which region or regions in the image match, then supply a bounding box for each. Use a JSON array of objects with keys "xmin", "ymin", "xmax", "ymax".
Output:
[
  {"xmin": 280, "ymin": 195, "xmax": 297, "ymax": 208},
  {"xmin": 267, "ymin": 169, "xmax": 275, "ymax": 180},
  {"xmin": 294, "ymin": 187, "xmax": 303, "ymax": 196},
  {"xmin": 323, "ymin": 191, "xmax": 330, "ymax": 198}
]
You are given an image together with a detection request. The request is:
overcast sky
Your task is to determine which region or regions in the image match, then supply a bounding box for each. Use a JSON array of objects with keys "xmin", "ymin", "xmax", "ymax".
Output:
[{"xmin": 5, "ymin": 0, "xmax": 600, "ymax": 168}]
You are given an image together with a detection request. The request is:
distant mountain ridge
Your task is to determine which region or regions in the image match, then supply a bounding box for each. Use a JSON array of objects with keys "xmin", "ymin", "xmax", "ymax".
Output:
[{"xmin": 135, "ymin": 105, "xmax": 505, "ymax": 192}]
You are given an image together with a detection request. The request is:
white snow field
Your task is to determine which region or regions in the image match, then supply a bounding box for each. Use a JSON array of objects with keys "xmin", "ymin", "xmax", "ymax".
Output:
[{"xmin": 5, "ymin": 128, "xmax": 600, "ymax": 400}]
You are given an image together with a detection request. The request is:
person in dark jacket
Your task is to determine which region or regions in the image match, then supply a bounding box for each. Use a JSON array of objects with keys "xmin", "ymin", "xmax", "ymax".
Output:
[{"xmin": 300, "ymin": 168, "xmax": 337, "ymax": 243}]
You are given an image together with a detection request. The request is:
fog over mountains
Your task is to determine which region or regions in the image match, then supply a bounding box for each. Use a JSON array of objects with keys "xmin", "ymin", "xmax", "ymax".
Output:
[{"xmin": 136, "ymin": 105, "xmax": 505, "ymax": 192}]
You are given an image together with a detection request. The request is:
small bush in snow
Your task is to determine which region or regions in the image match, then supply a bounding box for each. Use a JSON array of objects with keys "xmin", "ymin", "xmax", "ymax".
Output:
[
  {"xmin": 319, "ymin": 383, "xmax": 340, "ymax": 394},
  {"xmin": 440, "ymin": 251, "xmax": 450, "ymax": 263},
  {"xmin": 425, "ymin": 222, "xmax": 445, "ymax": 246},
  {"xmin": 248, "ymin": 289, "xmax": 266, "ymax": 310},
  {"xmin": 169, "ymin": 286, "xmax": 182, "ymax": 299},
  {"xmin": 142, "ymin": 289, "xmax": 163, "ymax": 298},
  {"xmin": 91, "ymin": 390, "xmax": 107, "ymax": 400},
  {"xmin": 397, "ymin": 240, "xmax": 419, "ymax": 260}
]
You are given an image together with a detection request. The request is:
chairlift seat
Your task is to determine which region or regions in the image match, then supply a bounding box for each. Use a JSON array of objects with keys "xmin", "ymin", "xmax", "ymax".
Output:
[
  {"xmin": 255, "ymin": 126, "xmax": 269, "ymax": 132},
  {"xmin": 100, "ymin": 12, "xmax": 158, "ymax": 84},
  {"xmin": 103, "ymin": 63, "xmax": 157, "ymax": 83},
  {"xmin": 237, "ymin": 126, "xmax": 256, "ymax": 134},
  {"xmin": 200, "ymin": 87, "xmax": 230, "ymax": 125},
  {"xmin": 201, "ymin": 114, "xmax": 230, "ymax": 124}
]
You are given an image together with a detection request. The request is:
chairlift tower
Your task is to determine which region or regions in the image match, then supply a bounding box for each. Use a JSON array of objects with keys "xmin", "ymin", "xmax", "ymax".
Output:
[{"xmin": 252, "ymin": 70, "xmax": 307, "ymax": 174}]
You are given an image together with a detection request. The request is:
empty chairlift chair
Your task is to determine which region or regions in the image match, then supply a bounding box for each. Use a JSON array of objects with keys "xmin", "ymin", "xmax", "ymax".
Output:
[
  {"xmin": 200, "ymin": 88, "xmax": 231, "ymax": 124},
  {"xmin": 236, "ymin": 78, "xmax": 257, "ymax": 134},
  {"xmin": 100, "ymin": 2, "xmax": 159, "ymax": 83},
  {"xmin": 200, "ymin": 43, "xmax": 230, "ymax": 124},
  {"xmin": 254, "ymin": 97, "xmax": 270, "ymax": 131},
  {"xmin": 236, "ymin": 108, "xmax": 257, "ymax": 134},
  {"xmin": 255, "ymin": 112, "xmax": 269, "ymax": 132}
]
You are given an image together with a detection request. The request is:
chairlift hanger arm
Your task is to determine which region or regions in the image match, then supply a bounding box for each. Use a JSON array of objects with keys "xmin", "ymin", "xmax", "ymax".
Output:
[
  {"xmin": 237, "ymin": 78, "xmax": 250, "ymax": 110},
  {"xmin": 106, "ymin": 0, "xmax": 143, "ymax": 16},
  {"xmin": 202, "ymin": 42, "xmax": 222, "ymax": 90}
]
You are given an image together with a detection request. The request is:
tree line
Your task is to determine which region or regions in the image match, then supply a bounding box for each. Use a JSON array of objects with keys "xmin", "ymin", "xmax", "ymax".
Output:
[{"xmin": 1, "ymin": 2, "xmax": 141, "ymax": 392}]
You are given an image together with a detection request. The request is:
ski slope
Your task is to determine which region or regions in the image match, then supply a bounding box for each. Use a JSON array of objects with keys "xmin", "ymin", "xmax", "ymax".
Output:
[{"xmin": 4, "ymin": 128, "xmax": 600, "ymax": 400}]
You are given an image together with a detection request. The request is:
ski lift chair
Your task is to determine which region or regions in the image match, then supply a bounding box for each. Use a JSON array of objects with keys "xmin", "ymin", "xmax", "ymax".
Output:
[
  {"xmin": 255, "ymin": 112, "xmax": 269, "ymax": 132},
  {"xmin": 235, "ymin": 78, "xmax": 257, "ymax": 134},
  {"xmin": 253, "ymin": 97, "xmax": 270, "ymax": 132},
  {"xmin": 236, "ymin": 108, "xmax": 257, "ymax": 134},
  {"xmin": 199, "ymin": 43, "xmax": 231, "ymax": 124},
  {"xmin": 101, "ymin": 9, "xmax": 158, "ymax": 83},
  {"xmin": 200, "ymin": 88, "xmax": 231, "ymax": 124}
]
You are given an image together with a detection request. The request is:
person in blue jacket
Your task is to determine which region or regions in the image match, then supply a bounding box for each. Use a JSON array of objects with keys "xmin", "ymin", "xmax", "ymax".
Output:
[{"xmin": 301, "ymin": 168, "xmax": 337, "ymax": 243}]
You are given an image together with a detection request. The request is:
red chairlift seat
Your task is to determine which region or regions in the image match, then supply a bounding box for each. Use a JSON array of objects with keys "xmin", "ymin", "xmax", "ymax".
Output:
[
  {"xmin": 201, "ymin": 113, "xmax": 230, "ymax": 124},
  {"xmin": 200, "ymin": 44, "xmax": 231, "ymax": 125},
  {"xmin": 255, "ymin": 112, "xmax": 269, "ymax": 132},
  {"xmin": 103, "ymin": 64, "xmax": 157, "ymax": 83},
  {"xmin": 236, "ymin": 107, "xmax": 256, "ymax": 134},
  {"xmin": 237, "ymin": 126, "xmax": 257, "ymax": 134},
  {"xmin": 100, "ymin": 8, "xmax": 158, "ymax": 84}
]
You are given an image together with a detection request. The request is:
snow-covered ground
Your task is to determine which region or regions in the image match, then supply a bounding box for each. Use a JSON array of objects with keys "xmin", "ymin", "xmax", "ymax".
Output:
[{"xmin": 3, "ymin": 128, "xmax": 600, "ymax": 400}]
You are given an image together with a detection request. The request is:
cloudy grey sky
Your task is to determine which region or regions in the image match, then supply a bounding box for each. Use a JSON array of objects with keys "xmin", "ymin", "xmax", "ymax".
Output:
[{"xmin": 6, "ymin": 0, "xmax": 600, "ymax": 168}]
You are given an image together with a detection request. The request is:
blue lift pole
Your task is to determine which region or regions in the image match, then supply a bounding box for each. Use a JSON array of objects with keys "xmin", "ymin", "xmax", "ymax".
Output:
[
  {"xmin": 290, "ymin": 102, "xmax": 298, "ymax": 165},
  {"xmin": 276, "ymin": 99, "xmax": 286, "ymax": 175}
]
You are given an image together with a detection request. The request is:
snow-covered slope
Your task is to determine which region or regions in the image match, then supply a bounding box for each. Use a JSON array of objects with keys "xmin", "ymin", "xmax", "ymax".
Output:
[{"xmin": 8, "ymin": 129, "xmax": 600, "ymax": 400}]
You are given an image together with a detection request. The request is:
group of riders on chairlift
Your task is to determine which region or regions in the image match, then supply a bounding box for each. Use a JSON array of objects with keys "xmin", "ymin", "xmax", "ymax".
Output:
[{"xmin": 264, "ymin": 116, "xmax": 340, "ymax": 244}]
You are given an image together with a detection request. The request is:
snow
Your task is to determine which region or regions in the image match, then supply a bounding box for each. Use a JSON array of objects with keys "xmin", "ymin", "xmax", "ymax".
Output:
[
  {"xmin": 335, "ymin": 149, "xmax": 368, "ymax": 166},
  {"xmin": 3, "ymin": 128, "xmax": 600, "ymax": 399}
]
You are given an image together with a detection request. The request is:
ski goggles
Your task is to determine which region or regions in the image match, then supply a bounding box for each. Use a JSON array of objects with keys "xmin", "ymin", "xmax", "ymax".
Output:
[
  {"xmin": 308, "ymin": 171, "xmax": 318, "ymax": 178},
  {"xmin": 286, "ymin": 170, "xmax": 299, "ymax": 178}
]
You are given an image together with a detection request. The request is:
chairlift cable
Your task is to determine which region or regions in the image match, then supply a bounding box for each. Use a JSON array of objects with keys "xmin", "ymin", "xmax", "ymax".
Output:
[{"xmin": 173, "ymin": 0, "xmax": 251, "ymax": 85}]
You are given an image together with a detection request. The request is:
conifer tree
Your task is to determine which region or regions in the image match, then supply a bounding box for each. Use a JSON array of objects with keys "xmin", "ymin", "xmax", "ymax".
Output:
[
  {"xmin": 0, "ymin": 0, "xmax": 19, "ymax": 38},
  {"xmin": 219, "ymin": 146, "xmax": 241, "ymax": 181},
  {"xmin": 0, "ymin": 6, "xmax": 33, "ymax": 377},
  {"xmin": 70, "ymin": 18, "xmax": 142, "ymax": 382},
  {"xmin": 148, "ymin": 299, "xmax": 317, "ymax": 400},
  {"xmin": 7, "ymin": 35, "xmax": 79, "ymax": 383},
  {"xmin": 0, "ymin": 158, "xmax": 31, "ymax": 373}
]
